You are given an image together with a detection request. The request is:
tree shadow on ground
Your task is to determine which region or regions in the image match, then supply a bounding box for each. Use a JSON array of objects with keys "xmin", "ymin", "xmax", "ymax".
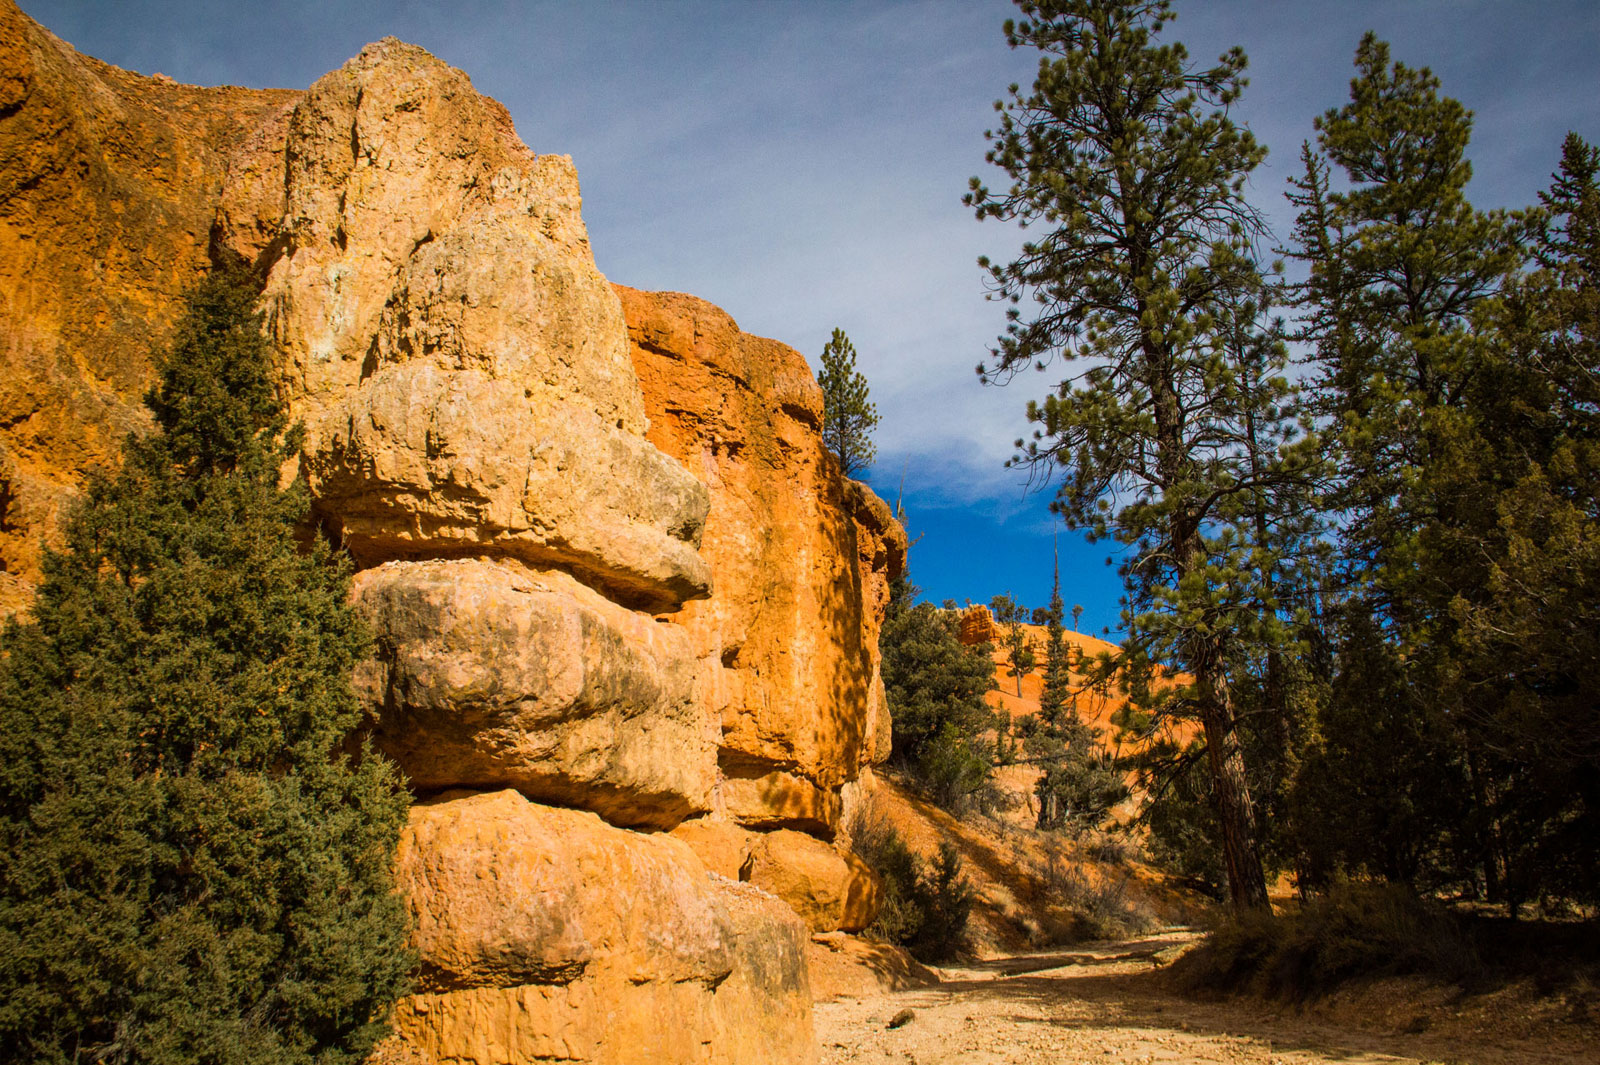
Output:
[{"xmin": 914, "ymin": 944, "xmax": 1599, "ymax": 1065}]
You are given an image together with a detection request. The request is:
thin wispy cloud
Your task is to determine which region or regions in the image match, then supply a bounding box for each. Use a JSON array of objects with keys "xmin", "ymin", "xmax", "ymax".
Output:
[{"xmin": 18, "ymin": 0, "xmax": 1600, "ymax": 621}]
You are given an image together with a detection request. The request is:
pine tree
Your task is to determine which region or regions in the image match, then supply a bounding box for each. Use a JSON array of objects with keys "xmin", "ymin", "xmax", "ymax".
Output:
[
  {"xmin": 1286, "ymin": 33, "xmax": 1525, "ymax": 593},
  {"xmin": 881, "ymin": 572, "xmax": 998, "ymax": 809},
  {"xmin": 0, "ymin": 268, "xmax": 413, "ymax": 1064},
  {"xmin": 1028, "ymin": 552, "xmax": 1125, "ymax": 832},
  {"xmin": 1428, "ymin": 134, "xmax": 1600, "ymax": 903},
  {"xmin": 967, "ymin": 0, "xmax": 1319, "ymax": 909},
  {"xmin": 1284, "ymin": 35, "xmax": 1600, "ymax": 906},
  {"xmin": 1037, "ymin": 555, "xmax": 1071, "ymax": 725},
  {"xmin": 1282, "ymin": 35, "xmax": 1546, "ymax": 903},
  {"xmin": 818, "ymin": 328, "xmax": 879, "ymax": 478},
  {"xmin": 988, "ymin": 593, "xmax": 1036, "ymax": 697}
]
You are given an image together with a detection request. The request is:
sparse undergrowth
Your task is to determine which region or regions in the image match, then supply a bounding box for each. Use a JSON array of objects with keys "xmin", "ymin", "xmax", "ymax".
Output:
[
  {"xmin": 1037, "ymin": 836, "xmax": 1162, "ymax": 941},
  {"xmin": 1172, "ymin": 882, "xmax": 1600, "ymax": 1002},
  {"xmin": 850, "ymin": 807, "xmax": 975, "ymax": 962},
  {"xmin": 852, "ymin": 773, "xmax": 1195, "ymax": 959}
]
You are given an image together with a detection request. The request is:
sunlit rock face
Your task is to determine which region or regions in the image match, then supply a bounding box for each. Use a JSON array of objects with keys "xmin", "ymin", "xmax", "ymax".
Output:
[
  {"xmin": 352, "ymin": 559, "xmax": 713, "ymax": 831},
  {"xmin": 1, "ymin": 3, "xmax": 911, "ymax": 1059},
  {"xmin": 0, "ymin": 0, "xmax": 297, "ymax": 614},
  {"xmin": 616, "ymin": 286, "xmax": 907, "ymax": 838},
  {"xmin": 217, "ymin": 38, "xmax": 711, "ymax": 614},
  {"xmin": 389, "ymin": 790, "xmax": 815, "ymax": 1065}
]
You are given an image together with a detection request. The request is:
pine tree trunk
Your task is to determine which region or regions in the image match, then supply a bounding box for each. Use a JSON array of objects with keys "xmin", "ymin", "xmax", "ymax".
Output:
[
  {"xmin": 1152, "ymin": 341, "xmax": 1272, "ymax": 913},
  {"xmin": 1192, "ymin": 628, "xmax": 1272, "ymax": 911}
]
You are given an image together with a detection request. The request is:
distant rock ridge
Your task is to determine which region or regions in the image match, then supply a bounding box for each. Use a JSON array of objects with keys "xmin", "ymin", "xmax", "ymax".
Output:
[{"xmin": 0, "ymin": 3, "xmax": 904, "ymax": 1062}]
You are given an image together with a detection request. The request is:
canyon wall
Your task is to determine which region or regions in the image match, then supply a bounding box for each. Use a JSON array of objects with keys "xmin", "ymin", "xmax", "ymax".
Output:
[
  {"xmin": 0, "ymin": 1, "xmax": 296, "ymax": 613},
  {"xmin": 0, "ymin": 3, "xmax": 904, "ymax": 1062},
  {"xmin": 618, "ymin": 286, "xmax": 904, "ymax": 839}
]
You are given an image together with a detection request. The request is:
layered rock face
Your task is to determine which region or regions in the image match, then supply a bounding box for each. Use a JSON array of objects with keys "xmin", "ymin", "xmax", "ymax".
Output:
[
  {"xmin": 218, "ymin": 38, "xmax": 712, "ymax": 615},
  {"xmin": 0, "ymin": 5, "xmax": 905, "ymax": 1062},
  {"xmin": 392, "ymin": 791, "xmax": 814, "ymax": 1065},
  {"xmin": 201, "ymin": 38, "xmax": 723, "ymax": 837}
]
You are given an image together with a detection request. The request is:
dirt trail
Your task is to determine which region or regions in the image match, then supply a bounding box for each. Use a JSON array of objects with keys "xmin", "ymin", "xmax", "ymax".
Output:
[{"xmin": 814, "ymin": 933, "xmax": 1597, "ymax": 1065}]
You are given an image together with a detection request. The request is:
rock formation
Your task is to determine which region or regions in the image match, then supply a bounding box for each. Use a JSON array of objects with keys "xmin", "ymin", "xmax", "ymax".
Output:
[
  {"xmin": 392, "ymin": 791, "xmax": 814, "ymax": 1065},
  {"xmin": 0, "ymin": 4, "xmax": 906, "ymax": 1062},
  {"xmin": 618, "ymin": 287, "xmax": 906, "ymax": 837},
  {"xmin": 957, "ymin": 603, "xmax": 1000, "ymax": 646}
]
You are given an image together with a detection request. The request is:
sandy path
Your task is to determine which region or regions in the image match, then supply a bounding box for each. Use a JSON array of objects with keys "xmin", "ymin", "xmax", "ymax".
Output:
[{"xmin": 814, "ymin": 933, "xmax": 1596, "ymax": 1065}]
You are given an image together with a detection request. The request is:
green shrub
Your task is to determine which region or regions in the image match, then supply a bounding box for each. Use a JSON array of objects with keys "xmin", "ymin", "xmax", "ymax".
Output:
[
  {"xmin": 0, "ymin": 269, "xmax": 413, "ymax": 1064},
  {"xmin": 915, "ymin": 842, "xmax": 976, "ymax": 961},
  {"xmin": 915, "ymin": 724, "xmax": 994, "ymax": 812},
  {"xmin": 1173, "ymin": 882, "xmax": 1482, "ymax": 999},
  {"xmin": 851, "ymin": 811, "xmax": 926, "ymax": 947}
]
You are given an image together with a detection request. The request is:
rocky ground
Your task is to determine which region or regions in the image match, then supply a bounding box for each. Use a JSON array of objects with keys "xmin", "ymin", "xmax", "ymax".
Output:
[{"xmin": 814, "ymin": 932, "xmax": 1600, "ymax": 1065}]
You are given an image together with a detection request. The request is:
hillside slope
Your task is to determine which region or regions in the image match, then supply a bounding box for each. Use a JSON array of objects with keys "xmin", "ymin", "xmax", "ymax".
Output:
[{"xmin": 854, "ymin": 771, "xmax": 1207, "ymax": 958}]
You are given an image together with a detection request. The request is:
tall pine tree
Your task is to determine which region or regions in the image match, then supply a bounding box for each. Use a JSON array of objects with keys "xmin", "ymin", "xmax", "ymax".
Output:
[
  {"xmin": 818, "ymin": 328, "xmax": 880, "ymax": 478},
  {"xmin": 968, "ymin": 0, "xmax": 1319, "ymax": 909}
]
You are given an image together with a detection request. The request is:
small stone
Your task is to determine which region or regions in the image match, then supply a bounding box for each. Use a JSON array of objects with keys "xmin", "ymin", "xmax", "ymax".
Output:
[{"xmin": 887, "ymin": 1009, "xmax": 915, "ymax": 1030}]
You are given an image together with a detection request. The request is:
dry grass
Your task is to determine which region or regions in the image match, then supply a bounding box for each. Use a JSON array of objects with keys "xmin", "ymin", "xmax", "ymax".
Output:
[{"xmin": 853, "ymin": 771, "xmax": 1208, "ymax": 957}]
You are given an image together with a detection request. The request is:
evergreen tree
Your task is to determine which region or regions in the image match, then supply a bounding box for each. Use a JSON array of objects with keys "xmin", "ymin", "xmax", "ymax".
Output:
[
  {"xmin": 1418, "ymin": 134, "xmax": 1600, "ymax": 903},
  {"xmin": 968, "ymin": 0, "xmax": 1319, "ymax": 909},
  {"xmin": 1285, "ymin": 34, "xmax": 1525, "ymax": 902},
  {"xmin": 1285, "ymin": 34, "xmax": 1600, "ymax": 906},
  {"xmin": 1286, "ymin": 33, "xmax": 1525, "ymax": 594},
  {"xmin": 818, "ymin": 328, "xmax": 879, "ymax": 478},
  {"xmin": 881, "ymin": 572, "xmax": 998, "ymax": 810},
  {"xmin": 988, "ymin": 593, "xmax": 1036, "ymax": 697},
  {"xmin": 0, "ymin": 268, "xmax": 413, "ymax": 1064},
  {"xmin": 1037, "ymin": 556, "xmax": 1070, "ymax": 724},
  {"xmin": 1028, "ymin": 555, "xmax": 1125, "ymax": 832}
]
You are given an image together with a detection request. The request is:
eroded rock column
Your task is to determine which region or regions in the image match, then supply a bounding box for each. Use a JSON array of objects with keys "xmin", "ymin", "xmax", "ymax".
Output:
[{"xmin": 214, "ymin": 40, "xmax": 814, "ymax": 1065}]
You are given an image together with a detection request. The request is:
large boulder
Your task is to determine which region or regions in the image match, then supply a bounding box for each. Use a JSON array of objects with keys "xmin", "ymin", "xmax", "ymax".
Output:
[
  {"xmin": 390, "ymin": 790, "xmax": 815, "ymax": 1065},
  {"xmin": 670, "ymin": 820, "xmax": 881, "ymax": 934},
  {"xmin": 354, "ymin": 559, "xmax": 714, "ymax": 830},
  {"xmin": 719, "ymin": 766, "xmax": 843, "ymax": 839},
  {"xmin": 668, "ymin": 819, "xmax": 757, "ymax": 882},
  {"xmin": 747, "ymin": 829, "xmax": 881, "ymax": 935}
]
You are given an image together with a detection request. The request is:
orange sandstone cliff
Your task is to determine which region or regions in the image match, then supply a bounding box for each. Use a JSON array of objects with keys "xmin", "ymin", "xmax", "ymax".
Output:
[
  {"xmin": 618, "ymin": 286, "xmax": 906, "ymax": 838},
  {"xmin": 0, "ymin": 3, "xmax": 904, "ymax": 1061},
  {"xmin": 0, "ymin": 2, "xmax": 296, "ymax": 612}
]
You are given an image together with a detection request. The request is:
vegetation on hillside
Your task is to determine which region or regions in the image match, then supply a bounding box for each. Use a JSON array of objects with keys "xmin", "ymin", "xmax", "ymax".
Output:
[
  {"xmin": 850, "ymin": 807, "xmax": 976, "ymax": 963},
  {"xmin": 0, "ymin": 269, "xmax": 413, "ymax": 1064}
]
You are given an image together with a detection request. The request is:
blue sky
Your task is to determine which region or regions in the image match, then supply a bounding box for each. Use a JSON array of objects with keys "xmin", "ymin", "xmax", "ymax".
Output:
[{"xmin": 21, "ymin": 0, "xmax": 1600, "ymax": 634}]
